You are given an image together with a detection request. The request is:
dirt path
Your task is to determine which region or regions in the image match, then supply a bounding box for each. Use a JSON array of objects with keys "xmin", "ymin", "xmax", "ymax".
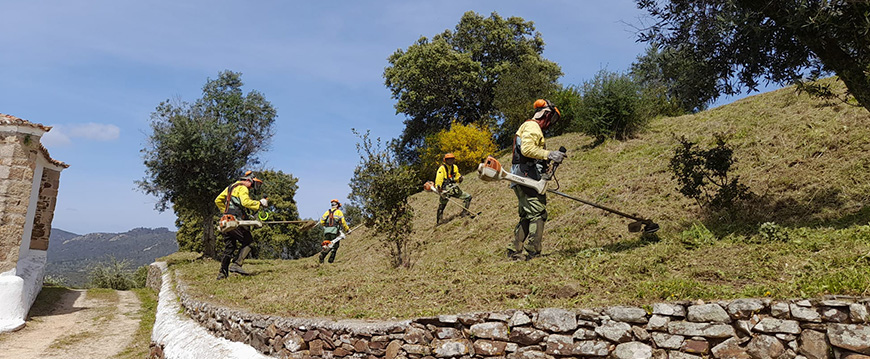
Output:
[{"xmin": 0, "ymin": 288, "xmax": 141, "ymax": 359}]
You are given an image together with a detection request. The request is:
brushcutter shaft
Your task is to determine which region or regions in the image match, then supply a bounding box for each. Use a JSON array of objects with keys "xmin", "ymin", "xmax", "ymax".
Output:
[{"xmin": 547, "ymin": 190, "xmax": 648, "ymax": 222}]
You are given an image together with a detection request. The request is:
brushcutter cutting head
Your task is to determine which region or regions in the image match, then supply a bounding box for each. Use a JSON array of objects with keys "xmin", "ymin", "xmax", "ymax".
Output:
[
  {"xmin": 629, "ymin": 220, "xmax": 660, "ymax": 234},
  {"xmin": 643, "ymin": 222, "xmax": 660, "ymax": 234}
]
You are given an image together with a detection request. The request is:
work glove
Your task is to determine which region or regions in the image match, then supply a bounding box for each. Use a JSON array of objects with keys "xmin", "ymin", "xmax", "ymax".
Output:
[
  {"xmin": 458, "ymin": 176, "xmax": 463, "ymax": 183},
  {"xmin": 547, "ymin": 150, "xmax": 567, "ymax": 163},
  {"xmin": 259, "ymin": 198, "xmax": 269, "ymax": 207}
]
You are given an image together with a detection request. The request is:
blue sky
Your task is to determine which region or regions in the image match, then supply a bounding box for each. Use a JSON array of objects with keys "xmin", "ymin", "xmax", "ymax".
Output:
[{"xmin": 0, "ymin": 1, "xmax": 769, "ymax": 234}]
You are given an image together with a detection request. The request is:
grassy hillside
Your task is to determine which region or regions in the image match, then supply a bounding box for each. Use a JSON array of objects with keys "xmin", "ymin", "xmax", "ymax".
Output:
[{"xmin": 170, "ymin": 79, "xmax": 870, "ymax": 320}]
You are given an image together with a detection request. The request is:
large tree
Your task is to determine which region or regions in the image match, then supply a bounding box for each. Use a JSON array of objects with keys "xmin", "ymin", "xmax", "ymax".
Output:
[
  {"xmin": 384, "ymin": 11, "xmax": 561, "ymax": 160},
  {"xmin": 139, "ymin": 71, "xmax": 276, "ymax": 258},
  {"xmin": 636, "ymin": 0, "xmax": 870, "ymax": 111}
]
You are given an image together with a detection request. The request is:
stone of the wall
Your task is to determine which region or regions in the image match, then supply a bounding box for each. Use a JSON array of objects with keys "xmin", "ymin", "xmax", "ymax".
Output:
[
  {"xmin": 147, "ymin": 263, "xmax": 163, "ymax": 292},
  {"xmin": 29, "ymin": 168, "xmax": 59, "ymax": 251},
  {"xmin": 0, "ymin": 132, "xmax": 37, "ymax": 273},
  {"xmin": 167, "ymin": 273, "xmax": 870, "ymax": 358}
]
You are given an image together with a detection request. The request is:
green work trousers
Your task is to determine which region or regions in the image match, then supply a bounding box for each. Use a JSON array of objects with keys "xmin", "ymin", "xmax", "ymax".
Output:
[
  {"xmin": 439, "ymin": 183, "xmax": 472, "ymax": 208},
  {"xmin": 319, "ymin": 232, "xmax": 340, "ymax": 263},
  {"xmin": 509, "ymin": 185, "xmax": 548, "ymax": 256}
]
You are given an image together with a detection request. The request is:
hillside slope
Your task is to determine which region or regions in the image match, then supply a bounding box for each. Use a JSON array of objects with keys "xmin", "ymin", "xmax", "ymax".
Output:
[
  {"xmin": 174, "ymin": 80, "xmax": 870, "ymax": 320},
  {"xmin": 47, "ymin": 227, "xmax": 178, "ymax": 286}
]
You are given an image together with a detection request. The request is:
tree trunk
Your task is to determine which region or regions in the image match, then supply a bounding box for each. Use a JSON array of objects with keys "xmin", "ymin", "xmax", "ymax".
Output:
[
  {"xmin": 740, "ymin": 0, "xmax": 870, "ymax": 112},
  {"xmin": 202, "ymin": 216, "xmax": 216, "ymax": 259}
]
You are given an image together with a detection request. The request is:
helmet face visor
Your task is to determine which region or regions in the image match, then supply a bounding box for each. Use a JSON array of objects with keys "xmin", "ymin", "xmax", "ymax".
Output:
[{"xmin": 548, "ymin": 106, "xmax": 561, "ymax": 127}]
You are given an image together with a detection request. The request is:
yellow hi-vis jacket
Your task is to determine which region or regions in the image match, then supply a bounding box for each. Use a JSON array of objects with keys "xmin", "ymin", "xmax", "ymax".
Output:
[
  {"xmin": 321, "ymin": 208, "xmax": 350, "ymax": 235},
  {"xmin": 435, "ymin": 163, "xmax": 462, "ymax": 189},
  {"xmin": 515, "ymin": 120, "xmax": 550, "ymax": 161},
  {"xmin": 215, "ymin": 181, "xmax": 262, "ymax": 216}
]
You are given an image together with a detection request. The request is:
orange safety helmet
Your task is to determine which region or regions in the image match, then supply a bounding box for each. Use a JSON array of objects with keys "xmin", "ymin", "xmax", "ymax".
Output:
[
  {"xmin": 240, "ymin": 170, "xmax": 263, "ymax": 190},
  {"xmin": 533, "ymin": 99, "xmax": 561, "ymax": 130},
  {"xmin": 330, "ymin": 199, "xmax": 341, "ymax": 208},
  {"xmin": 443, "ymin": 153, "xmax": 455, "ymax": 161}
]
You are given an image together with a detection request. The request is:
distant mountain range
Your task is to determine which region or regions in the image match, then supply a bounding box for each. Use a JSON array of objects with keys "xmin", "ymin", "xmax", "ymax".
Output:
[{"xmin": 46, "ymin": 227, "xmax": 178, "ymax": 287}]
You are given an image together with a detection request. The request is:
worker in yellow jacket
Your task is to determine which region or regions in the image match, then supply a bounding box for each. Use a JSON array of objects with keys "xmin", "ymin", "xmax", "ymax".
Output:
[
  {"xmin": 319, "ymin": 199, "xmax": 351, "ymax": 264},
  {"xmin": 435, "ymin": 153, "xmax": 472, "ymax": 224},
  {"xmin": 508, "ymin": 99, "xmax": 567, "ymax": 261},
  {"xmin": 214, "ymin": 171, "xmax": 267, "ymax": 279}
]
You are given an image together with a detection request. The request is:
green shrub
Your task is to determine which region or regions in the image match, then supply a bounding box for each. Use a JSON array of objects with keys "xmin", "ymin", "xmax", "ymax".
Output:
[
  {"xmin": 547, "ymin": 86, "xmax": 583, "ymax": 136},
  {"xmin": 133, "ymin": 265, "xmax": 149, "ymax": 288},
  {"xmin": 417, "ymin": 121, "xmax": 497, "ymax": 182},
  {"xmin": 88, "ymin": 257, "xmax": 138, "ymax": 290},
  {"xmin": 669, "ymin": 133, "xmax": 752, "ymax": 210},
  {"xmin": 350, "ymin": 130, "xmax": 419, "ymax": 268},
  {"xmin": 679, "ymin": 222, "xmax": 716, "ymax": 249},
  {"xmin": 759, "ymin": 222, "xmax": 789, "ymax": 242},
  {"xmin": 577, "ymin": 70, "xmax": 649, "ymax": 141},
  {"xmin": 43, "ymin": 274, "xmax": 66, "ymax": 287}
]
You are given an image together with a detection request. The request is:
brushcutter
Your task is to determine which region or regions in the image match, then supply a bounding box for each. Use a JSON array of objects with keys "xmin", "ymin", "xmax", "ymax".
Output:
[
  {"xmin": 423, "ymin": 181, "xmax": 482, "ymax": 218},
  {"xmin": 322, "ymin": 224, "xmax": 364, "ymax": 250},
  {"xmin": 476, "ymin": 147, "xmax": 660, "ymax": 234},
  {"xmin": 219, "ymin": 215, "xmax": 317, "ymax": 233}
]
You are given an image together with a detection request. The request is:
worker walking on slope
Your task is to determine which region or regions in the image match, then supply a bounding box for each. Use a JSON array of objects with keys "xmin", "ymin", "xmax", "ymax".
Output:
[
  {"xmin": 319, "ymin": 199, "xmax": 350, "ymax": 264},
  {"xmin": 215, "ymin": 171, "xmax": 268, "ymax": 279},
  {"xmin": 508, "ymin": 99, "xmax": 567, "ymax": 261},
  {"xmin": 435, "ymin": 153, "xmax": 473, "ymax": 225}
]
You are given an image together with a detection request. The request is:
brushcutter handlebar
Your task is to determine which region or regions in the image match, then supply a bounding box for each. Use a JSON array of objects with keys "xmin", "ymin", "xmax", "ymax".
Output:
[{"xmin": 542, "ymin": 146, "xmax": 567, "ymax": 181}]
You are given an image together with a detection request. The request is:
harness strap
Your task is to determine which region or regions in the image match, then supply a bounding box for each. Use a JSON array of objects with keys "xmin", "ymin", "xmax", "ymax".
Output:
[
  {"xmin": 327, "ymin": 209, "xmax": 336, "ymax": 227},
  {"xmin": 442, "ymin": 163, "xmax": 456, "ymax": 184},
  {"xmin": 224, "ymin": 183, "xmax": 241, "ymax": 214}
]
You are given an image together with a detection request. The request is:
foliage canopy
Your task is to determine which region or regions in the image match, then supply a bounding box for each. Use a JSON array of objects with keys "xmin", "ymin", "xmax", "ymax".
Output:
[
  {"xmin": 384, "ymin": 11, "xmax": 561, "ymax": 160},
  {"xmin": 637, "ymin": 0, "xmax": 870, "ymax": 111},
  {"xmin": 138, "ymin": 70, "xmax": 276, "ymax": 257}
]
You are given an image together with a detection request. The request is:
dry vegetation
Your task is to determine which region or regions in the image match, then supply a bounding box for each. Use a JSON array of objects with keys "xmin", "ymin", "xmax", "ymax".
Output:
[{"xmin": 169, "ymin": 79, "xmax": 870, "ymax": 320}]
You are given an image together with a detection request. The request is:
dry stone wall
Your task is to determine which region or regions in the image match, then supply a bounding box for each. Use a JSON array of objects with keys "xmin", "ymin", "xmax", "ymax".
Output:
[
  {"xmin": 0, "ymin": 131, "xmax": 37, "ymax": 272},
  {"xmin": 158, "ymin": 264, "xmax": 870, "ymax": 359}
]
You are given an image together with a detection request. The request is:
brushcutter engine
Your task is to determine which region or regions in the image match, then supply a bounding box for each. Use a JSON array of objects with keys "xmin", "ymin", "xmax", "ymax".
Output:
[{"xmin": 476, "ymin": 156, "xmax": 548, "ymax": 194}]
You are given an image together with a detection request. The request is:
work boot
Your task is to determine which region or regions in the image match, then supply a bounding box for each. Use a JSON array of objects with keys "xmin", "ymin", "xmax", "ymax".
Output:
[
  {"xmin": 216, "ymin": 271, "xmax": 227, "ymax": 280},
  {"xmin": 229, "ymin": 263, "xmax": 251, "ymax": 275},
  {"xmin": 511, "ymin": 220, "xmax": 529, "ymax": 255},
  {"xmin": 229, "ymin": 245, "xmax": 252, "ymax": 275},
  {"xmin": 525, "ymin": 219, "xmax": 545, "ymax": 259},
  {"xmin": 235, "ymin": 246, "xmax": 252, "ymax": 266},
  {"xmin": 318, "ymin": 251, "xmax": 326, "ymax": 264}
]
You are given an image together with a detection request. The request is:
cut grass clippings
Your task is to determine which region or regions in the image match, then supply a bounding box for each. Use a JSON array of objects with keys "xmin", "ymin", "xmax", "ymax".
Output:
[{"xmin": 172, "ymin": 79, "xmax": 870, "ymax": 320}]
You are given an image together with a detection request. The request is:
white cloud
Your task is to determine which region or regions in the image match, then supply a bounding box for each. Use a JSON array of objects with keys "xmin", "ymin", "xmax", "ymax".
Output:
[
  {"xmin": 40, "ymin": 129, "xmax": 71, "ymax": 147},
  {"xmin": 41, "ymin": 123, "xmax": 120, "ymax": 147},
  {"xmin": 66, "ymin": 123, "xmax": 121, "ymax": 141}
]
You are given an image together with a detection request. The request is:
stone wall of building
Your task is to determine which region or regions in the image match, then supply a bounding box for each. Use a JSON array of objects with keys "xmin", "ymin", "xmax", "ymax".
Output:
[
  {"xmin": 167, "ymin": 267, "xmax": 870, "ymax": 358},
  {"xmin": 0, "ymin": 131, "xmax": 37, "ymax": 273},
  {"xmin": 29, "ymin": 168, "xmax": 60, "ymax": 251}
]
